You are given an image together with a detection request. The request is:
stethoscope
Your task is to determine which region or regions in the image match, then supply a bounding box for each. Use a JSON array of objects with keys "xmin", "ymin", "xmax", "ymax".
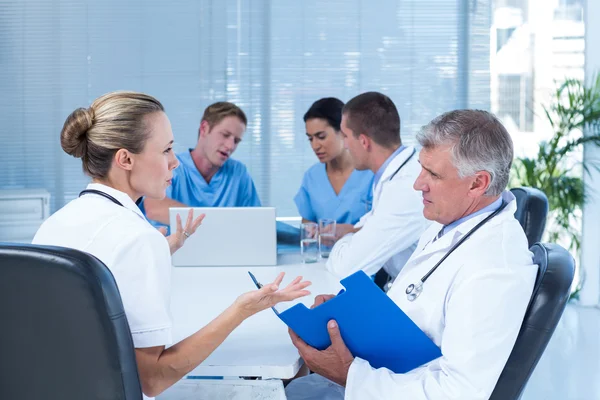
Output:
[
  {"xmin": 389, "ymin": 148, "xmax": 416, "ymax": 181},
  {"xmin": 79, "ymin": 189, "xmax": 145, "ymax": 208},
  {"xmin": 79, "ymin": 189, "xmax": 124, "ymax": 207},
  {"xmin": 367, "ymin": 149, "xmax": 416, "ymax": 213},
  {"xmin": 370, "ymin": 149, "xmax": 416, "ymax": 210},
  {"xmin": 405, "ymin": 199, "xmax": 509, "ymax": 302}
]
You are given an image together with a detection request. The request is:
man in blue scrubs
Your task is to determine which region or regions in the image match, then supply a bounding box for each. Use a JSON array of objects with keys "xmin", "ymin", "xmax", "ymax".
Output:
[{"xmin": 142, "ymin": 102, "xmax": 261, "ymax": 227}]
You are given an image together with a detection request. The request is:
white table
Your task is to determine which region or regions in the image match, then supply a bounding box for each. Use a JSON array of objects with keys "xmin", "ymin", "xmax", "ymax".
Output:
[
  {"xmin": 169, "ymin": 255, "xmax": 343, "ymax": 379},
  {"xmin": 158, "ymin": 379, "xmax": 286, "ymax": 400}
]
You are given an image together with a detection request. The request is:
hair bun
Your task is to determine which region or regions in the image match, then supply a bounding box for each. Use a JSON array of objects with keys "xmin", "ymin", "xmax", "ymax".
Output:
[{"xmin": 60, "ymin": 107, "xmax": 94, "ymax": 158}]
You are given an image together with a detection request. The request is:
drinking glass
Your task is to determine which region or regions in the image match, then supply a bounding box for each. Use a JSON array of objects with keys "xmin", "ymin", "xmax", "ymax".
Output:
[
  {"xmin": 300, "ymin": 222, "xmax": 319, "ymax": 263},
  {"xmin": 318, "ymin": 218, "xmax": 336, "ymax": 258}
]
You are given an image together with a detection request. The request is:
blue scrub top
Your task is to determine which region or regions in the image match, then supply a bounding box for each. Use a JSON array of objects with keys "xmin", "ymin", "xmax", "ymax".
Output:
[
  {"xmin": 140, "ymin": 150, "xmax": 261, "ymax": 227},
  {"xmin": 294, "ymin": 163, "xmax": 373, "ymax": 225}
]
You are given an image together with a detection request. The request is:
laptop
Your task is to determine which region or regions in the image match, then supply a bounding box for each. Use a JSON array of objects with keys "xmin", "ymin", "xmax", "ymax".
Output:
[{"xmin": 169, "ymin": 207, "xmax": 277, "ymax": 267}]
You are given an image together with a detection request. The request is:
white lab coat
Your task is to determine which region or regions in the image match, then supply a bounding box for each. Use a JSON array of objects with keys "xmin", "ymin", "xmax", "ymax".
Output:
[
  {"xmin": 33, "ymin": 183, "xmax": 173, "ymax": 400},
  {"xmin": 286, "ymin": 190, "xmax": 537, "ymax": 400},
  {"xmin": 326, "ymin": 146, "xmax": 429, "ymax": 278}
]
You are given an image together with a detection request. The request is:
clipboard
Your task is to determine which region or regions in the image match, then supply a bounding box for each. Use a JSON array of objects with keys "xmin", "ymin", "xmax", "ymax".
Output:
[{"xmin": 248, "ymin": 270, "xmax": 441, "ymax": 373}]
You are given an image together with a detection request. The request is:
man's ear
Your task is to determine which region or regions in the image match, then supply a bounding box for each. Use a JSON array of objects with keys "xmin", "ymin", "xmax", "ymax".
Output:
[
  {"xmin": 199, "ymin": 120, "xmax": 210, "ymax": 138},
  {"xmin": 114, "ymin": 149, "xmax": 134, "ymax": 171},
  {"xmin": 469, "ymin": 171, "xmax": 492, "ymax": 197},
  {"xmin": 359, "ymin": 133, "xmax": 371, "ymax": 150}
]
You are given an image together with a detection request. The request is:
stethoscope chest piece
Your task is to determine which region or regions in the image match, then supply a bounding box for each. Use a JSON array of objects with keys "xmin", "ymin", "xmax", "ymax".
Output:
[
  {"xmin": 402, "ymin": 199, "xmax": 509, "ymax": 302},
  {"xmin": 406, "ymin": 281, "xmax": 424, "ymax": 302}
]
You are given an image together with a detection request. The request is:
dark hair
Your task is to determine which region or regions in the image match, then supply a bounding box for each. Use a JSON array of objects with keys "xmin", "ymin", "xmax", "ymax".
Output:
[
  {"xmin": 342, "ymin": 92, "xmax": 401, "ymax": 148},
  {"xmin": 303, "ymin": 97, "xmax": 345, "ymax": 131}
]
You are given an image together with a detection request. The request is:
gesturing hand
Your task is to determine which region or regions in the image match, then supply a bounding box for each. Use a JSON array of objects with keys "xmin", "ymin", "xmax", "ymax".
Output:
[
  {"xmin": 158, "ymin": 209, "xmax": 205, "ymax": 255},
  {"xmin": 234, "ymin": 272, "xmax": 312, "ymax": 319}
]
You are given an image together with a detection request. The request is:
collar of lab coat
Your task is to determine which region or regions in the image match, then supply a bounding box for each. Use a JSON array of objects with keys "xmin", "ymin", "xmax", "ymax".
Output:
[
  {"xmin": 409, "ymin": 190, "xmax": 517, "ymax": 263},
  {"xmin": 376, "ymin": 145, "xmax": 416, "ymax": 186},
  {"xmin": 85, "ymin": 182, "xmax": 147, "ymax": 221}
]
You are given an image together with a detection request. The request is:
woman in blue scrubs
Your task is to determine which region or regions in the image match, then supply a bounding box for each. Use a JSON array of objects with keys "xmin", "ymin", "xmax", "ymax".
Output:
[{"xmin": 294, "ymin": 98, "xmax": 373, "ymax": 236}]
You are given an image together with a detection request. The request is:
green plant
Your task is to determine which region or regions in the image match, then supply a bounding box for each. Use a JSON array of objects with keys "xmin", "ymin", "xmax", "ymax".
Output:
[{"xmin": 511, "ymin": 74, "xmax": 600, "ymax": 251}]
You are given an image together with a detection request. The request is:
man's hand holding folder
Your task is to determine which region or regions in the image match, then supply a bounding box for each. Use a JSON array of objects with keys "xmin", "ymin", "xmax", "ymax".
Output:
[
  {"xmin": 310, "ymin": 294, "xmax": 336, "ymax": 309},
  {"xmin": 248, "ymin": 270, "xmax": 441, "ymax": 383},
  {"xmin": 289, "ymin": 318, "xmax": 354, "ymax": 387}
]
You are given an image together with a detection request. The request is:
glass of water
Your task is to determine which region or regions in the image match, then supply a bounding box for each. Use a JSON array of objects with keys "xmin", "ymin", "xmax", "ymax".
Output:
[
  {"xmin": 318, "ymin": 218, "xmax": 336, "ymax": 258},
  {"xmin": 300, "ymin": 222, "xmax": 319, "ymax": 263}
]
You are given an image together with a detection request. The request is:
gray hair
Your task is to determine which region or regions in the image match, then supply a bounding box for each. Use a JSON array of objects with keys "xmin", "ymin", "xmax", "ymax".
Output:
[{"xmin": 416, "ymin": 110, "xmax": 513, "ymax": 196}]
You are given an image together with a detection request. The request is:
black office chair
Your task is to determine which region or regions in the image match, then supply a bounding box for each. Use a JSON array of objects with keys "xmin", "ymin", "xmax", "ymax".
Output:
[
  {"xmin": 0, "ymin": 244, "xmax": 142, "ymax": 400},
  {"xmin": 490, "ymin": 242, "xmax": 575, "ymax": 400},
  {"xmin": 510, "ymin": 187, "xmax": 549, "ymax": 247}
]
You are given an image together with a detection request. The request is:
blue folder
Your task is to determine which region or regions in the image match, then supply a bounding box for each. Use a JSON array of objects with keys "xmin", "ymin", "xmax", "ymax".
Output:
[{"xmin": 248, "ymin": 270, "xmax": 442, "ymax": 374}]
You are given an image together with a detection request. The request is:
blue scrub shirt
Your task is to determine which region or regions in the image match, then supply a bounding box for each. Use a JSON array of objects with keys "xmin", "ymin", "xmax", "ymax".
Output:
[
  {"xmin": 140, "ymin": 150, "xmax": 261, "ymax": 228},
  {"xmin": 294, "ymin": 163, "xmax": 373, "ymax": 225}
]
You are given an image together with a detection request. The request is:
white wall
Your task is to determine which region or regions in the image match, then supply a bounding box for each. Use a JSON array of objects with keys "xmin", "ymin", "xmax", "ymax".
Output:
[{"xmin": 580, "ymin": 0, "xmax": 600, "ymax": 306}]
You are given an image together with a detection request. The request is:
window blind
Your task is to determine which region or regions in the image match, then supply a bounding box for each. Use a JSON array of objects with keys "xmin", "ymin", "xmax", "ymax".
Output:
[{"xmin": 0, "ymin": 0, "xmax": 490, "ymax": 216}]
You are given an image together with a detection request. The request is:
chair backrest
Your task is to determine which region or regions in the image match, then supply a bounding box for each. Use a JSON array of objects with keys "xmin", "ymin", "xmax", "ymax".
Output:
[
  {"xmin": 510, "ymin": 187, "xmax": 549, "ymax": 247},
  {"xmin": 489, "ymin": 242, "xmax": 575, "ymax": 400},
  {"xmin": 0, "ymin": 244, "xmax": 142, "ymax": 400}
]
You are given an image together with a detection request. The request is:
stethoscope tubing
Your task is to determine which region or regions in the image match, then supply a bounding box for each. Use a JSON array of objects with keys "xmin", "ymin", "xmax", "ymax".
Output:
[
  {"xmin": 405, "ymin": 199, "xmax": 508, "ymax": 301},
  {"xmin": 79, "ymin": 189, "xmax": 124, "ymax": 207}
]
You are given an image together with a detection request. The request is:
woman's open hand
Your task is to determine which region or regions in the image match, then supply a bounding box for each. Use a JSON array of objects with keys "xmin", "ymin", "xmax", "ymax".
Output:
[
  {"xmin": 234, "ymin": 272, "xmax": 311, "ymax": 319},
  {"xmin": 158, "ymin": 209, "xmax": 205, "ymax": 255}
]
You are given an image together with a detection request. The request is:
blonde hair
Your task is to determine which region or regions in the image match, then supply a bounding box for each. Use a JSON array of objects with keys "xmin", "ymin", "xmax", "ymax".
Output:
[
  {"xmin": 60, "ymin": 91, "xmax": 164, "ymax": 178},
  {"xmin": 201, "ymin": 101, "xmax": 247, "ymax": 131}
]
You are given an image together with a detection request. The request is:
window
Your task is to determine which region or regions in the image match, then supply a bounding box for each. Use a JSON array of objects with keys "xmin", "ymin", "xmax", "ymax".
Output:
[
  {"xmin": 492, "ymin": 0, "xmax": 589, "ymax": 298},
  {"xmin": 491, "ymin": 0, "xmax": 585, "ymax": 154},
  {"xmin": 0, "ymin": 0, "xmax": 490, "ymax": 217}
]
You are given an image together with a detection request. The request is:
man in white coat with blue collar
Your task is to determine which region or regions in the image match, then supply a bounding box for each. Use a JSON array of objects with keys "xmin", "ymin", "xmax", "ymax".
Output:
[
  {"xmin": 286, "ymin": 109, "xmax": 538, "ymax": 400},
  {"xmin": 325, "ymin": 91, "xmax": 429, "ymax": 280}
]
